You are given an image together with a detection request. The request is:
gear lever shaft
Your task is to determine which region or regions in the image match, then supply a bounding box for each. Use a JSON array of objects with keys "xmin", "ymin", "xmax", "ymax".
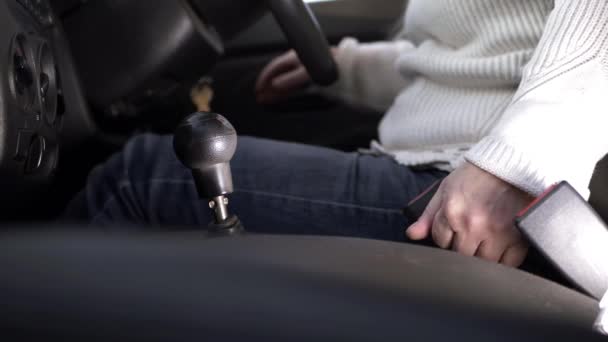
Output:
[{"xmin": 173, "ymin": 112, "xmax": 242, "ymax": 232}]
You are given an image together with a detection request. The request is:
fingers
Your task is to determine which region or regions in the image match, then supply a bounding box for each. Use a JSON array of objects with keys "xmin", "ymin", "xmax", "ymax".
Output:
[
  {"xmin": 431, "ymin": 208, "xmax": 480, "ymax": 256},
  {"xmin": 476, "ymin": 228, "xmax": 524, "ymax": 263},
  {"xmin": 271, "ymin": 66, "xmax": 311, "ymax": 91},
  {"xmin": 406, "ymin": 188, "xmax": 443, "ymax": 241},
  {"xmin": 500, "ymin": 243, "xmax": 529, "ymax": 267},
  {"xmin": 406, "ymin": 193, "xmax": 526, "ymax": 267},
  {"xmin": 255, "ymin": 50, "xmax": 299, "ymax": 93},
  {"xmin": 256, "ymin": 66, "xmax": 310, "ymax": 104},
  {"xmin": 431, "ymin": 209, "xmax": 454, "ymax": 249},
  {"xmin": 475, "ymin": 240, "xmax": 504, "ymax": 263},
  {"xmin": 451, "ymin": 232, "xmax": 479, "ymax": 257},
  {"xmin": 404, "ymin": 162, "xmax": 533, "ymax": 267},
  {"xmin": 255, "ymin": 50, "xmax": 313, "ymax": 104}
]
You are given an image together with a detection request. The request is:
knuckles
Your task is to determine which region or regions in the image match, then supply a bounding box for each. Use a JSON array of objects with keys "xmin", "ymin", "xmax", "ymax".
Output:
[
  {"xmin": 441, "ymin": 195, "xmax": 496, "ymax": 237},
  {"xmin": 467, "ymin": 211, "xmax": 492, "ymax": 233},
  {"xmin": 443, "ymin": 197, "xmax": 466, "ymax": 226}
]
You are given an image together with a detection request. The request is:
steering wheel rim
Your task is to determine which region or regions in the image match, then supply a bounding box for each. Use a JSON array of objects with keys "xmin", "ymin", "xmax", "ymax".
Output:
[{"xmin": 266, "ymin": 0, "xmax": 339, "ymax": 86}]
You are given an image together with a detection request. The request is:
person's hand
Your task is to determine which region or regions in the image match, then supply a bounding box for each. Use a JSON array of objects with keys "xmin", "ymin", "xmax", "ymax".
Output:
[
  {"xmin": 255, "ymin": 49, "xmax": 336, "ymax": 104},
  {"xmin": 255, "ymin": 50, "xmax": 309, "ymax": 104},
  {"xmin": 406, "ymin": 162, "xmax": 534, "ymax": 267}
]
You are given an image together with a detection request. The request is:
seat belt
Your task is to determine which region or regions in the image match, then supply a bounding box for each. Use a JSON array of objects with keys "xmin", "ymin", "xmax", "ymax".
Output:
[
  {"xmin": 514, "ymin": 182, "xmax": 608, "ymax": 336},
  {"xmin": 405, "ymin": 180, "xmax": 608, "ymax": 334},
  {"xmin": 515, "ymin": 181, "xmax": 608, "ymax": 300}
]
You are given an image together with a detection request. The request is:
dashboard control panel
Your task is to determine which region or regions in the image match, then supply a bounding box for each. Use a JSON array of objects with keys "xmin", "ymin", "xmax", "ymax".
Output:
[{"xmin": 1, "ymin": 0, "xmax": 62, "ymax": 213}]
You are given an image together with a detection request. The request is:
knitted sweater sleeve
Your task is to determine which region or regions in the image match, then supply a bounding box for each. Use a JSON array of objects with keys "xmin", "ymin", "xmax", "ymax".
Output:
[
  {"xmin": 321, "ymin": 37, "xmax": 415, "ymax": 112},
  {"xmin": 465, "ymin": 0, "xmax": 608, "ymax": 198}
]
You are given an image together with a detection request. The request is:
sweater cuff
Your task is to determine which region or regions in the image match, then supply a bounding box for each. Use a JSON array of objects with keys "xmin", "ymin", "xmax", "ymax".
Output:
[
  {"xmin": 320, "ymin": 37, "xmax": 360, "ymax": 98},
  {"xmin": 465, "ymin": 136, "xmax": 558, "ymax": 197},
  {"xmin": 317, "ymin": 37, "xmax": 414, "ymax": 111}
]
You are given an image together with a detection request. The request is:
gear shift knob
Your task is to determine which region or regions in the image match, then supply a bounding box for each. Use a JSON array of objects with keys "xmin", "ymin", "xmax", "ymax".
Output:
[
  {"xmin": 174, "ymin": 112, "xmax": 241, "ymax": 229},
  {"xmin": 174, "ymin": 112, "xmax": 237, "ymax": 198}
]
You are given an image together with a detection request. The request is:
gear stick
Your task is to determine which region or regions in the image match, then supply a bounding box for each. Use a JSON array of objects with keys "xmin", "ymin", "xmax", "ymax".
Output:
[{"xmin": 173, "ymin": 112, "xmax": 243, "ymax": 234}]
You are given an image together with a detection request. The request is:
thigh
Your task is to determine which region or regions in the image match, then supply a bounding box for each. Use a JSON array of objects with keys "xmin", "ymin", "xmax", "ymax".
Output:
[
  {"xmin": 66, "ymin": 134, "xmax": 445, "ymax": 241},
  {"xmin": 231, "ymin": 137, "xmax": 444, "ymax": 240}
]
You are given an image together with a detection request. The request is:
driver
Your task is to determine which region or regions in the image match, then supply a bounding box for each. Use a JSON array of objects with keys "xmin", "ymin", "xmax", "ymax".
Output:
[{"xmin": 65, "ymin": 0, "xmax": 608, "ymax": 268}]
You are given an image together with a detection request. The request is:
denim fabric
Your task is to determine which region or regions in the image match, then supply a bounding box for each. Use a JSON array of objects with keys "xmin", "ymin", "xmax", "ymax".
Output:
[{"xmin": 65, "ymin": 134, "xmax": 447, "ymax": 242}]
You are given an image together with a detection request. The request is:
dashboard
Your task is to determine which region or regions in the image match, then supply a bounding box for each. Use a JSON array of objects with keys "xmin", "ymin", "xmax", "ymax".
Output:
[
  {"xmin": 0, "ymin": 0, "xmax": 224, "ymax": 218},
  {"xmin": 0, "ymin": 0, "xmax": 63, "ymax": 214},
  {"xmin": 0, "ymin": 0, "xmax": 406, "ymax": 219}
]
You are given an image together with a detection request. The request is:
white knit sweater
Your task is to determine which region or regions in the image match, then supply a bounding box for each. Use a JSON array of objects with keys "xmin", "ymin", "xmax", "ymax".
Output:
[{"xmin": 326, "ymin": 0, "xmax": 608, "ymax": 198}]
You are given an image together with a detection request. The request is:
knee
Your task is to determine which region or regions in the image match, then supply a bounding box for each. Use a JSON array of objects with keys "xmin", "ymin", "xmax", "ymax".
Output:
[
  {"xmin": 77, "ymin": 134, "xmax": 184, "ymax": 222},
  {"xmin": 118, "ymin": 134, "xmax": 181, "ymax": 181}
]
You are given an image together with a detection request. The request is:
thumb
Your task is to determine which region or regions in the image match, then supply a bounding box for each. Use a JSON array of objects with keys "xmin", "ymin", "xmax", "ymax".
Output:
[{"xmin": 406, "ymin": 188, "xmax": 442, "ymax": 240}]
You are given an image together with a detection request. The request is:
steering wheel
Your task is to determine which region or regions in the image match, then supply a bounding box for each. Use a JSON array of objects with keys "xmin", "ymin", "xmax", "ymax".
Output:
[
  {"xmin": 62, "ymin": 0, "xmax": 339, "ymax": 111},
  {"xmin": 188, "ymin": 0, "xmax": 338, "ymax": 86},
  {"xmin": 266, "ymin": 0, "xmax": 338, "ymax": 86}
]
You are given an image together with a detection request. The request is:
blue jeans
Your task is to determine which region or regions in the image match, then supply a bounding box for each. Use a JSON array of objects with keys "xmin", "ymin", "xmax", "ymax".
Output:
[{"xmin": 65, "ymin": 134, "xmax": 447, "ymax": 242}]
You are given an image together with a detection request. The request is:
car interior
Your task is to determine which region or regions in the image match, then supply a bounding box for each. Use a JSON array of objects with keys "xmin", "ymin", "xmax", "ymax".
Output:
[{"xmin": 0, "ymin": 0, "xmax": 607, "ymax": 340}]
